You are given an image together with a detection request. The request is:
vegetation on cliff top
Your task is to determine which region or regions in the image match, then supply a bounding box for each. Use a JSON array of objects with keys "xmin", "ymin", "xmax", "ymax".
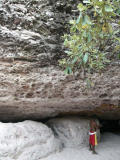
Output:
[{"xmin": 59, "ymin": 0, "xmax": 120, "ymax": 77}]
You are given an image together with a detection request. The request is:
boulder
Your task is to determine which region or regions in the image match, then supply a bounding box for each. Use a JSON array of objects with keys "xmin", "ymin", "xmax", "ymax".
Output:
[
  {"xmin": 47, "ymin": 117, "xmax": 100, "ymax": 148},
  {"xmin": 0, "ymin": 120, "xmax": 60, "ymax": 160}
]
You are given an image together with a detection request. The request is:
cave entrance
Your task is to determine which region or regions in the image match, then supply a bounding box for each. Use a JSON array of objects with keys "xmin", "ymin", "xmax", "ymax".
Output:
[{"xmin": 100, "ymin": 119, "xmax": 120, "ymax": 134}]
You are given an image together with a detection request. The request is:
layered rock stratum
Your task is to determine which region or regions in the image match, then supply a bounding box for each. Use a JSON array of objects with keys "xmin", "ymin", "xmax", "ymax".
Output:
[{"xmin": 0, "ymin": 0, "xmax": 120, "ymax": 121}]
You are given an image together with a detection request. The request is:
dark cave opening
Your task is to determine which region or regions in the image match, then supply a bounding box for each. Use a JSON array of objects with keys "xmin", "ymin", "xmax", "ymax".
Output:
[{"xmin": 100, "ymin": 119, "xmax": 120, "ymax": 134}]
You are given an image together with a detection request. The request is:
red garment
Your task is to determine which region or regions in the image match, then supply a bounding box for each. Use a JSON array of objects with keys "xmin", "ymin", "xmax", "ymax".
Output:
[{"xmin": 89, "ymin": 131, "xmax": 95, "ymax": 146}]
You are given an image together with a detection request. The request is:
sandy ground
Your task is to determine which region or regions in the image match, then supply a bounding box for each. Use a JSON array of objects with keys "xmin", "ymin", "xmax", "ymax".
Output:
[{"xmin": 42, "ymin": 132, "xmax": 120, "ymax": 160}]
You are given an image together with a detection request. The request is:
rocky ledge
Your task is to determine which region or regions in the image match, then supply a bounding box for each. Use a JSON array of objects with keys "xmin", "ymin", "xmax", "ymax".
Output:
[{"xmin": 0, "ymin": 62, "xmax": 119, "ymax": 121}]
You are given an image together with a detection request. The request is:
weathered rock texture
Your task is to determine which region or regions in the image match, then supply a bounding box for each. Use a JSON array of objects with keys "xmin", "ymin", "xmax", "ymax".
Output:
[
  {"xmin": 0, "ymin": 0, "xmax": 120, "ymax": 121},
  {"xmin": 0, "ymin": 120, "xmax": 60, "ymax": 160},
  {"xmin": 47, "ymin": 117, "xmax": 100, "ymax": 148}
]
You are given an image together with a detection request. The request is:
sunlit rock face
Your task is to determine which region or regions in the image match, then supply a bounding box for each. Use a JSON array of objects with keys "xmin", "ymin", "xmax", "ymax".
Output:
[
  {"xmin": 0, "ymin": 120, "xmax": 60, "ymax": 160},
  {"xmin": 0, "ymin": 0, "xmax": 120, "ymax": 121}
]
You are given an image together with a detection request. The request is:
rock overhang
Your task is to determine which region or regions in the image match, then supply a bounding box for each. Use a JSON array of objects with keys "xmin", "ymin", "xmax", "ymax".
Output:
[
  {"xmin": 0, "ymin": 97, "xmax": 120, "ymax": 122},
  {"xmin": 0, "ymin": 0, "xmax": 120, "ymax": 122}
]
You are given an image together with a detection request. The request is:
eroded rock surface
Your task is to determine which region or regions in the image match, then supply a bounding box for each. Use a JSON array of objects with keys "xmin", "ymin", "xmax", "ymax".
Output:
[
  {"xmin": 47, "ymin": 117, "xmax": 100, "ymax": 148},
  {"xmin": 0, "ymin": 0, "xmax": 120, "ymax": 121},
  {"xmin": 0, "ymin": 0, "xmax": 79, "ymax": 66},
  {"xmin": 0, "ymin": 120, "xmax": 60, "ymax": 160}
]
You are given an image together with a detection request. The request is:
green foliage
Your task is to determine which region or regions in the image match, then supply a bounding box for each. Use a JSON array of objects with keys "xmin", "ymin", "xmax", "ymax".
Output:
[
  {"xmin": 59, "ymin": 0, "xmax": 120, "ymax": 75},
  {"xmin": 113, "ymin": 0, "xmax": 120, "ymax": 15}
]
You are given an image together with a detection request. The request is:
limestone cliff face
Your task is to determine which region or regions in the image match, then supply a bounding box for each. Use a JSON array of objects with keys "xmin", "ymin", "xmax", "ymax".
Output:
[{"xmin": 0, "ymin": 0, "xmax": 120, "ymax": 121}]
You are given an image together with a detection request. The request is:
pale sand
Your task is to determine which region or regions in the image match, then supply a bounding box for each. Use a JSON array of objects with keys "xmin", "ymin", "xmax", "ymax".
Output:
[{"xmin": 42, "ymin": 132, "xmax": 120, "ymax": 160}]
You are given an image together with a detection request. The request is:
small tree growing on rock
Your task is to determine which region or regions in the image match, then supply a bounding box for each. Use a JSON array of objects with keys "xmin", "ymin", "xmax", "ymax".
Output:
[{"xmin": 59, "ymin": 0, "xmax": 120, "ymax": 77}]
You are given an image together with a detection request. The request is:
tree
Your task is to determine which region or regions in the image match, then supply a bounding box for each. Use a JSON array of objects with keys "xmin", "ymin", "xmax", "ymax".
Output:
[{"xmin": 59, "ymin": 0, "xmax": 120, "ymax": 77}]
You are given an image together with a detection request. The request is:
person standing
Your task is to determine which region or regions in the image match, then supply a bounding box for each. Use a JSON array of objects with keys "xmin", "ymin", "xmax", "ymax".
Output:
[{"xmin": 89, "ymin": 119, "xmax": 99, "ymax": 154}]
